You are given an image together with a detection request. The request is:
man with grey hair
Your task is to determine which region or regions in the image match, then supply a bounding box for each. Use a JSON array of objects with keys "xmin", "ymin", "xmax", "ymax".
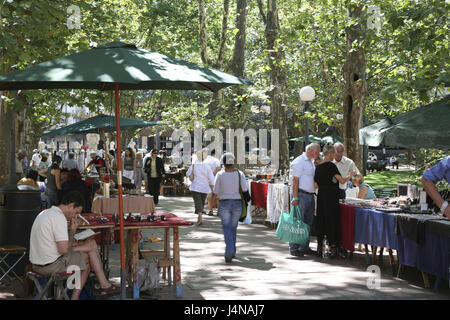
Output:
[
  {"xmin": 15, "ymin": 149, "xmax": 27, "ymax": 183},
  {"xmin": 333, "ymin": 142, "xmax": 360, "ymax": 199},
  {"xmin": 289, "ymin": 143, "xmax": 321, "ymax": 257}
]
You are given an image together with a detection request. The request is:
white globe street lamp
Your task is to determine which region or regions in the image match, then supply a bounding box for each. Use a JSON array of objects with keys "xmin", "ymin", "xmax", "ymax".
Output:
[{"xmin": 299, "ymin": 86, "xmax": 316, "ymax": 148}]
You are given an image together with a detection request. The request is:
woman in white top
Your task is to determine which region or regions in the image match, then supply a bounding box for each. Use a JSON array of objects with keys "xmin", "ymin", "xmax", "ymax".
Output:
[
  {"xmin": 186, "ymin": 149, "xmax": 215, "ymax": 226},
  {"xmin": 212, "ymin": 152, "xmax": 248, "ymax": 263}
]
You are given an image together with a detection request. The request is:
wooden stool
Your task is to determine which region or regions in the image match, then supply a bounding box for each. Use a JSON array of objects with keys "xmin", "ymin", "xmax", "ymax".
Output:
[{"xmin": 0, "ymin": 245, "xmax": 27, "ymax": 282}]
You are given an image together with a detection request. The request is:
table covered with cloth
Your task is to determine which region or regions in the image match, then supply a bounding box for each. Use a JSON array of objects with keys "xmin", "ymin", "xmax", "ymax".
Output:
[
  {"xmin": 251, "ymin": 182, "xmax": 269, "ymax": 210},
  {"xmin": 339, "ymin": 203, "xmax": 356, "ymax": 252},
  {"xmin": 354, "ymin": 207, "xmax": 399, "ymax": 250},
  {"xmin": 266, "ymin": 183, "xmax": 290, "ymax": 224},
  {"xmin": 91, "ymin": 195, "xmax": 156, "ymax": 214},
  {"xmin": 394, "ymin": 213, "xmax": 450, "ymax": 280}
]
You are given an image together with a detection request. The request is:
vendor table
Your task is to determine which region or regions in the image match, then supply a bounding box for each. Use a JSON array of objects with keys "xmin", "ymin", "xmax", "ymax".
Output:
[
  {"xmin": 104, "ymin": 212, "xmax": 193, "ymax": 299},
  {"xmin": 266, "ymin": 183, "xmax": 290, "ymax": 224},
  {"xmin": 91, "ymin": 195, "xmax": 155, "ymax": 215},
  {"xmin": 339, "ymin": 203, "xmax": 356, "ymax": 252},
  {"xmin": 251, "ymin": 182, "xmax": 269, "ymax": 210},
  {"xmin": 250, "ymin": 181, "xmax": 290, "ymax": 224},
  {"xmin": 77, "ymin": 213, "xmax": 116, "ymax": 278},
  {"xmin": 394, "ymin": 213, "xmax": 450, "ymax": 285}
]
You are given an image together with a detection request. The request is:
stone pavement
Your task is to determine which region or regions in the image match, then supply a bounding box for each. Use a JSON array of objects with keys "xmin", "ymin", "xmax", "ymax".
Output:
[
  {"xmin": 106, "ymin": 195, "xmax": 450, "ymax": 300},
  {"xmin": 1, "ymin": 194, "xmax": 448, "ymax": 300}
]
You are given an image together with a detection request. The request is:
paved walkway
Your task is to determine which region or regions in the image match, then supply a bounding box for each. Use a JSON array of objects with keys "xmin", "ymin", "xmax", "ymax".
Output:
[
  {"xmin": 1, "ymin": 194, "xmax": 448, "ymax": 300},
  {"xmin": 107, "ymin": 195, "xmax": 449, "ymax": 300}
]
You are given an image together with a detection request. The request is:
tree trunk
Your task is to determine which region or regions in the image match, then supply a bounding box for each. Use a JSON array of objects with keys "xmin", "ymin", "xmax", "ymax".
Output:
[
  {"xmin": 258, "ymin": 0, "xmax": 289, "ymax": 171},
  {"xmin": 342, "ymin": 2, "xmax": 368, "ymax": 171}
]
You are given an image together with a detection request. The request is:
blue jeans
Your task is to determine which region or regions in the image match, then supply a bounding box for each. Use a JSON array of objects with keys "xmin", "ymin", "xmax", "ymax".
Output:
[
  {"xmin": 218, "ymin": 200, "xmax": 242, "ymax": 258},
  {"xmin": 289, "ymin": 192, "xmax": 315, "ymax": 253}
]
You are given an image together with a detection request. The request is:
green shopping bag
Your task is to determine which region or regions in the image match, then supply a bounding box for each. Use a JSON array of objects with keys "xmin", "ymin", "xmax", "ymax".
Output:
[{"xmin": 276, "ymin": 205, "xmax": 310, "ymax": 244}]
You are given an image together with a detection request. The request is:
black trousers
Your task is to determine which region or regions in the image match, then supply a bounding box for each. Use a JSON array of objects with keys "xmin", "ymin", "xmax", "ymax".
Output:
[{"xmin": 147, "ymin": 177, "xmax": 162, "ymax": 205}]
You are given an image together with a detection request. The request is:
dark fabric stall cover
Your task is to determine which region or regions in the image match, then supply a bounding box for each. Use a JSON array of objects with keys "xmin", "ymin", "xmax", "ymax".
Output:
[
  {"xmin": 394, "ymin": 214, "xmax": 443, "ymax": 245},
  {"xmin": 397, "ymin": 233, "xmax": 450, "ymax": 280}
]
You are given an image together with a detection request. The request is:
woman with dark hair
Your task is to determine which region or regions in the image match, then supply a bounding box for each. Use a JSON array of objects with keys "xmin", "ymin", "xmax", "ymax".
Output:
[
  {"xmin": 211, "ymin": 152, "xmax": 248, "ymax": 263},
  {"xmin": 39, "ymin": 154, "xmax": 62, "ymax": 207},
  {"xmin": 37, "ymin": 154, "xmax": 48, "ymax": 182},
  {"xmin": 314, "ymin": 144, "xmax": 354, "ymax": 258},
  {"xmin": 61, "ymin": 169, "xmax": 91, "ymax": 212}
]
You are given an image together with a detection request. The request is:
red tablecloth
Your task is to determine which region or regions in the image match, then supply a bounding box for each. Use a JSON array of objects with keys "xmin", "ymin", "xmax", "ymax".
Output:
[
  {"xmin": 251, "ymin": 182, "xmax": 269, "ymax": 210},
  {"xmin": 339, "ymin": 203, "xmax": 356, "ymax": 252}
]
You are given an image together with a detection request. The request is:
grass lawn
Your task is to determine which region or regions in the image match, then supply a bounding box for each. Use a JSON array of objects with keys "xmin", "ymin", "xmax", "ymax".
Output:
[{"xmin": 364, "ymin": 170, "xmax": 420, "ymax": 190}]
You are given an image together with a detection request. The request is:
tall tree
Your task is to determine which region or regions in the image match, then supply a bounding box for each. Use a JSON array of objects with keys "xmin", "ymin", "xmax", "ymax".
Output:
[
  {"xmin": 342, "ymin": 1, "xmax": 368, "ymax": 170},
  {"xmin": 257, "ymin": 0, "xmax": 289, "ymax": 170}
]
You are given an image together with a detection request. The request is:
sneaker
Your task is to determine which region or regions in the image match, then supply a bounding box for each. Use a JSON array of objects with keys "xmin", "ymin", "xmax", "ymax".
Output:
[
  {"xmin": 225, "ymin": 256, "xmax": 233, "ymax": 263},
  {"xmin": 207, "ymin": 210, "xmax": 214, "ymax": 216}
]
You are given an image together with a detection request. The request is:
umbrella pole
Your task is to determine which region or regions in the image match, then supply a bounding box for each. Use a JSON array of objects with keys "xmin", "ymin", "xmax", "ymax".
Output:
[{"xmin": 114, "ymin": 83, "xmax": 126, "ymax": 299}]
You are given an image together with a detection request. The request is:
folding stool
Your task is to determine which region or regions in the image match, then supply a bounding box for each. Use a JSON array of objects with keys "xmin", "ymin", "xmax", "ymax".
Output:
[
  {"xmin": 27, "ymin": 271, "xmax": 73, "ymax": 300},
  {"xmin": 0, "ymin": 245, "xmax": 27, "ymax": 282}
]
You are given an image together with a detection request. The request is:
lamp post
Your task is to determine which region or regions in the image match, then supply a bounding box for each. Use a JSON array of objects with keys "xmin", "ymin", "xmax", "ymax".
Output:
[{"xmin": 299, "ymin": 86, "xmax": 315, "ymax": 150}]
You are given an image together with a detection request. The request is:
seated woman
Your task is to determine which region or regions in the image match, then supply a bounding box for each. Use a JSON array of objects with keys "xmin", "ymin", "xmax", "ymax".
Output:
[
  {"xmin": 18, "ymin": 169, "xmax": 47, "ymax": 209},
  {"xmin": 17, "ymin": 169, "xmax": 40, "ymax": 190},
  {"xmin": 351, "ymin": 174, "xmax": 376, "ymax": 200}
]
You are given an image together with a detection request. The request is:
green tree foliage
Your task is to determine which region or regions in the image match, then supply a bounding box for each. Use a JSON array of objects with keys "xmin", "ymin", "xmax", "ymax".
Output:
[{"xmin": 0, "ymin": 0, "xmax": 448, "ymax": 153}]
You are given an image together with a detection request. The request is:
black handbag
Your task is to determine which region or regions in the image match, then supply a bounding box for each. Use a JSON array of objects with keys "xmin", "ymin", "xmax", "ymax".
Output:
[{"xmin": 237, "ymin": 170, "xmax": 251, "ymax": 222}]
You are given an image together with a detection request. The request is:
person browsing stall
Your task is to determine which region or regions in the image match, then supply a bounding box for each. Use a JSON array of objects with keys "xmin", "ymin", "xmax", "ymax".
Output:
[
  {"xmin": 290, "ymin": 143, "xmax": 321, "ymax": 257},
  {"xmin": 421, "ymin": 155, "xmax": 450, "ymax": 219},
  {"xmin": 333, "ymin": 142, "xmax": 360, "ymax": 199},
  {"xmin": 39, "ymin": 155, "xmax": 62, "ymax": 208},
  {"xmin": 314, "ymin": 144, "xmax": 354, "ymax": 258},
  {"xmin": 29, "ymin": 192, "xmax": 119, "ymax": 300}
]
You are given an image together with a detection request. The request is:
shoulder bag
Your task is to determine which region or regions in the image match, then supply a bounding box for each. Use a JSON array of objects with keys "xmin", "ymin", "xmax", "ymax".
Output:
[{"xmin": 237, "ymin": 170, "xmax": 251, "ymax": 222}]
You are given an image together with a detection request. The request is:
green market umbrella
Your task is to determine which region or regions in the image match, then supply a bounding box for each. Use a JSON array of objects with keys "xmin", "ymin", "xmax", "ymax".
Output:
[
  {"xmin": 0, "ymin": 41, "xmax": 251, "ymax": 299},
  {"xmin": 41, "ymin": 114, "xmax": 162, "ymax": 137},
  {"xmin": 359, "ymin": 95, "xmax": 450, "ymax": 148},
  {"xmin": 289, "ymin": 135, "xmax": 324, "ymax": 144}
]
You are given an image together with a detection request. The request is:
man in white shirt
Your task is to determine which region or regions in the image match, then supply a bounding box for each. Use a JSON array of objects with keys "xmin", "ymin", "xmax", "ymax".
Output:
[
  {"xmin": 289, "ymin": 143, "xmax": 321, "ymax": 257},
  {"xmin": 30, "ymin": 192, "xmax": 119, "ymax": 299},
  {"xmin": 30, "ymin": 149, "xmax": 42, "ymax": 171},
  {"xmin": 333, "ymin": 143, "xmax": 360, "ymax": 199},
  {"xmin": 204, "ymin": 149, "xmax": 221, "ymax": 215}
]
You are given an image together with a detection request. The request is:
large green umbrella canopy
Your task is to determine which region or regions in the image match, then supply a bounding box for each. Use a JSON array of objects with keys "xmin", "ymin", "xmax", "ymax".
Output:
[
  {"xmin": 359, "ymin": 95, "xmax": 450, "ymax": 148},
  {"xmin": 41, "ymin": 114, "xmax": 162, "ymax": 137},
  {"xmin": 0, "ymin": 41, "xmax": 251, "ymax": 300},
  {"xmin": 289, "ymin": 135, "xmax": 324, "ymax": 144},
  {"xmin": 0, "ymin": 41, "xmax": 251, "ymax": 91}
]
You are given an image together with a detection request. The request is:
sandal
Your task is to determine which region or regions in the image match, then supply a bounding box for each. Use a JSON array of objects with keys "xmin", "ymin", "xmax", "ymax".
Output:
[{"xmin": 99, "ymin": 284, "xmax": 121, "ymax": 296}]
